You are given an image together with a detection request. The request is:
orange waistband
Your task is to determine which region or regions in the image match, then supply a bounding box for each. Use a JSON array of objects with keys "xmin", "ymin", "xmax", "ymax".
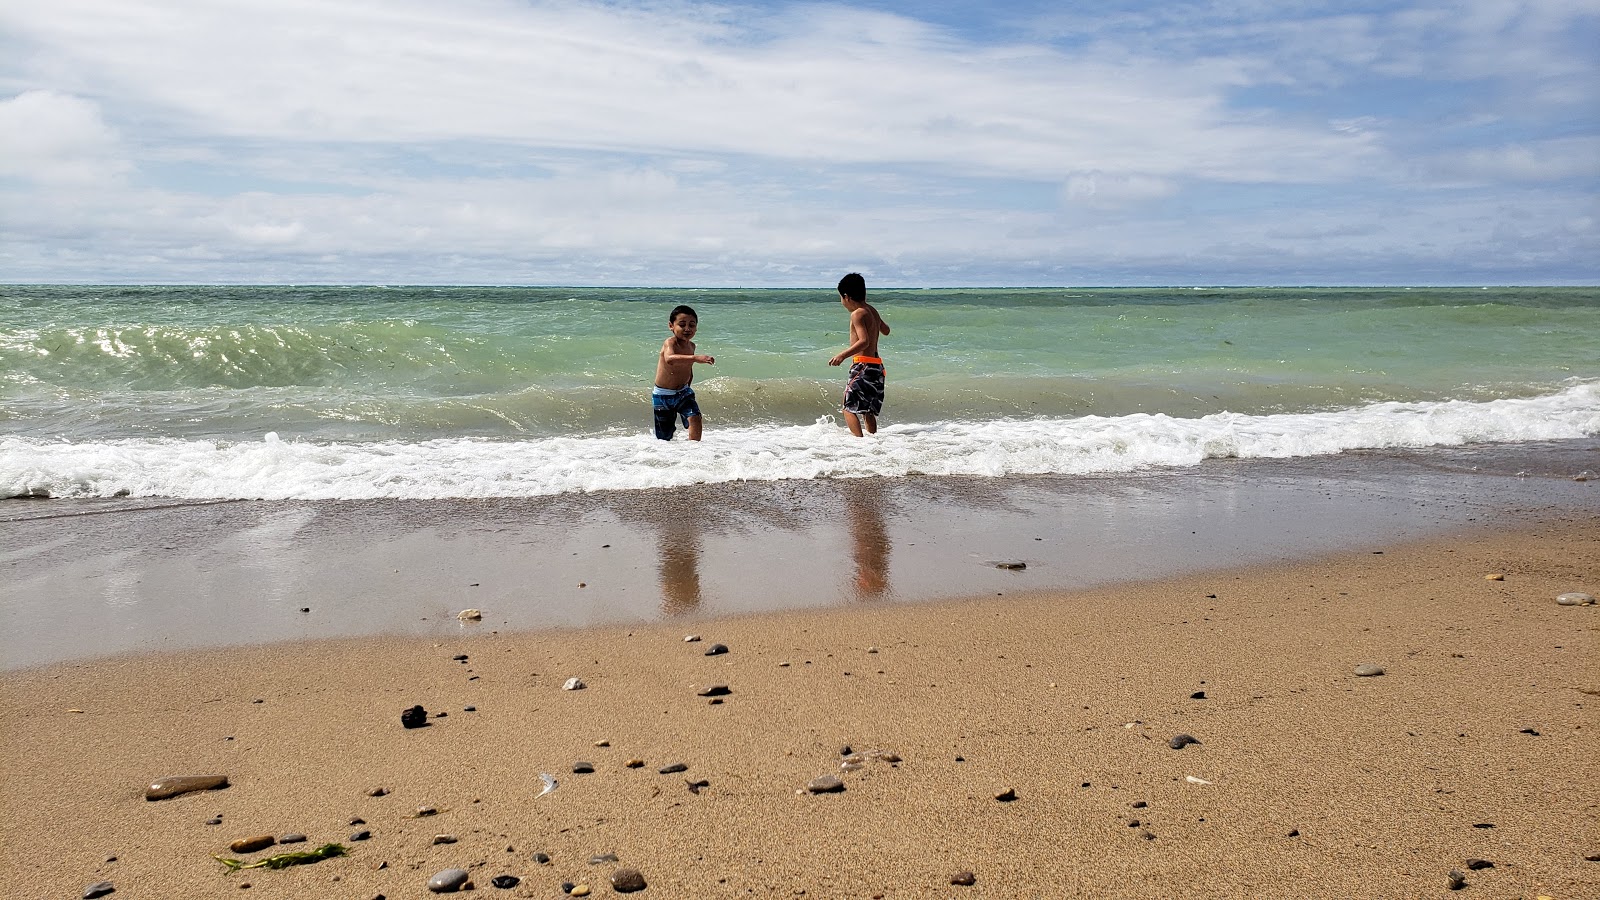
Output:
[{"xmin": 853, "ymin": 356, "xmax": 884, "ymax": 365}]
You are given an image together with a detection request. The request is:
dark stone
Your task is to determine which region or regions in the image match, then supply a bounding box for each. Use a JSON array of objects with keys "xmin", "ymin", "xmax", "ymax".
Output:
[
  {"xmin": 658, "ymin": 763, "xmax": 688, "ymax": 774},
  {"xmin": 1288, "ymin": 829, "xmax": 1300, "ymax": 837},
  {"xmin": 1131, "ymin": 801, "xmax": 1148, "ymax": 809},
  {"xmin": 687, "ymin": 779, "xmax": 710, "ymax": 794},
  {"xmin": 453, "ymin": 654, "xmax": 468, "ymax": 661},
  {"xmin": 1447, "ymin": 869, "xmax": 1467, "ymax": 890},
  {"xmin": 840, "ymin": 746, "xmax": 853, "ymax": 756},
  {"xmin": 490, "ymin": 875, "xmax": 520, "ymax": 889},
  {"xmin": 229, "ymin": 835, "xmax": 274, "ymax": 853},
  {"xmin": 1190, "ymin": 691, "xmax": 1206, "ymax": 699},
  {"xmin": 206, "ymin": 817, "xmax": 222, "ymax": 825},
  {"xmin": 1520, "ymin": 728, "xmax": 1541, "ymax": 735},
  {"xmin": 279, "ymin": 833, "xmax": 307, "ymax": 844},
  {"xmin": 611, "ymin": 868, "xmax": 647, "ymax": 892},
  {"xmin": 350, "ymin": 830, "xmax": 371, "ymax": 841},
  {"xmin": 533, "ymin": 852, "xmax": 551, "ymax": 864},
  {"xmin": 1472, "ymin": 823, "xmax": 1495, "ymax": 829},
  {"xmin": 807, "ymin": 775, "xmax": 845, "ymax": 794},
  {"xmin": 83, "ymin": 882, "xmax": 116, "ymax": 899},
  {"xmin": 704, "ymin": 643, "xmax": 729, "ymax": 656},
  {"xmin": 368, "ymin": 787, "xmax": 390, "ymax": 797},
  {"xmin": 1466, "ymin": 859, "xmax": 1494, "ymax": 870},
  {"xmin": 994, "ymin": 561, "xmax": 1026, "ymax": 570},
  {"xmin": 950, "ymin": 871, "xmax": 976, "ymax": 886},
  {"xmin": 464, "ymin": 706, "xmax": 476, "ymax": 712},
  {"xmin": 401, "ymin": 705, "xmax": 428, "ymax": 729},
  {"xmin": 145, "ymin": 775, "xmax": 229, "ymax": 800},
  {"xmin": 561, "ymin": 884, "xmax": 575, "ymax": 894},
  {"xmin": 350, "ymin": 817, "xmax": 366, "ymax": 825},
  {"xmin": 697, "ymin": 684, "xmax": 731, "ymax": 697},
  {"xmin": 1168, "ymin": 734, "xmax": 1201, "ymax": 750},
  {"xmin": 572, "ymin": 761, "xmax": 595, "ymax": 774},
  {"xmin": 994, "ymin": 788, "xmax": 1016, "ymax": 802}
]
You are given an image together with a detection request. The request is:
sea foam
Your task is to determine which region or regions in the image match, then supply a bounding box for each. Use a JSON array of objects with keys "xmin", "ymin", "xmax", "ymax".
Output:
[{"xmin": 4, "ymin": 382, "xmax": 1596, "ymax": 500}]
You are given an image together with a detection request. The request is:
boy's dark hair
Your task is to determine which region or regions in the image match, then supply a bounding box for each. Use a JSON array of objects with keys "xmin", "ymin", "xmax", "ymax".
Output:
[
  {"xmin": 669, "ymin": 304, "xmax": 697, "ymax": 324},
  {"xmin": 838, "ymin": 272, "xmax": 866, "ymax": 302}
]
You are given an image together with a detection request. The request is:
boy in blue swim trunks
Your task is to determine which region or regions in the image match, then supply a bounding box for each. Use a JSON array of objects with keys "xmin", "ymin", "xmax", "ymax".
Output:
[
  {"xmin": 653, "ymin": 304, "xmax": 715, "ymax": 440},
  {"xmin": 827, "ymin": 272, "xmax": 890, "ymax": 437}
]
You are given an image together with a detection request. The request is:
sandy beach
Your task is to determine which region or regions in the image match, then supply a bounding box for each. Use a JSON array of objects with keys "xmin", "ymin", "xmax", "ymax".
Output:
[{"xmin": 3, "ymin": 447, "xmax": 1598, "ymax": 898}]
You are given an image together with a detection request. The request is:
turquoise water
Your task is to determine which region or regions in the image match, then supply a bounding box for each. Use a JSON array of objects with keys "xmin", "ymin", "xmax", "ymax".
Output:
[{"xmin": 2, "ymin": 285, "xmax": 1597, "ymax": 498}]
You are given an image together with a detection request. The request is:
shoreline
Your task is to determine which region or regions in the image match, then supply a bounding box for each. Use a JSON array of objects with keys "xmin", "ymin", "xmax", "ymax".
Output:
[
  {"xmin": 3, "ymin": 516, "xmax": 1597, "ymax": 898},
  {"xmin": 3, "ymin": 440, "xmax": 1597, "ymax": 671}
]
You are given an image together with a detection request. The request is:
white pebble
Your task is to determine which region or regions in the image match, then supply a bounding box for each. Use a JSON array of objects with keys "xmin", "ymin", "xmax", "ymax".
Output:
[{"xmin": 562, "ymin": 677, "xmax": 585, "ymax": 691}]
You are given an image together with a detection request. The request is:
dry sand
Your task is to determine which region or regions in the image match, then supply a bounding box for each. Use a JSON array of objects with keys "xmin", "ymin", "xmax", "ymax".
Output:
[{"xmin": 3, "ymin": 518, "xmax": 1597, "ymax": 899}]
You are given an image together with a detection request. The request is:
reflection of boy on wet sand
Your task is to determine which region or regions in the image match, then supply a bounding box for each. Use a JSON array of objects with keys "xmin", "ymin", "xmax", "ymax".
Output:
[{"xmin": 827, "ymin": 273, "xmax": 890, "ymax": 437}]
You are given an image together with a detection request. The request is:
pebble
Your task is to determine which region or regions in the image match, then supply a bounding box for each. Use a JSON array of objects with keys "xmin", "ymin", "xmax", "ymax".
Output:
[
  {"xmin": 1190, "ymin": 690, "xmax": 1206, "ymax": 699},
  {"xmin": 697, "ymin": 684, "xmax": 732, "ymax": 696},
  {"xmin": 658, "ymin": 762, "xmax": 688, "ymax": 774},
  {"xmin": 1556, "ymin": 592, "xmax": 1596, "ymax": 606},
  {"xmin": 572, "ymin": 761, "xmax": 595, "ymax": 774},
  {"xmin": 206, "ymin": 817, "xmax": 223, "ymax": 825},
  {"xmin": 994, "ymin": 561, "xmax": 1026, "ymax": 570},
  {"xmin": 1354, "ymin": 663, "xmax": 1385, "ymax": 677},
  {"xmin": 1131, "ymin": 801, "xmax": 1148, "ymax": 809},
  {"xmin": 1447, "ymin": 868, "xmax": 1467, "ymax": 890},
  {"xmin": 490, "ymin": 874, "xmax": 520, "ymax": 889},
  {"xmin": 625, "ymin": 759, "xmax": 645, "ymax": 768},
  {"xmin": 807, "ymin": 775, "xmax": 845, "ymax": 794},
  {"xmin": 611, "ymin": 868, "xmax": 648, "ymax": 892},
  {"xmin": 994, "ymin": 787, "xmax": 1017, "ymax": 802},
  {"xmin": 950, "ymin": 871, "xmax": 976, "ymax": 886},
  {"xmin": 589, "ymin": 853, "xmax": 619, "ymax": 864},
  {"xmin": 427, "ymin": 868, "xmax": 471, "ymax": 893},
  {"xmin": 1465, "ymin": 859, "xmax": 1495, "ymax": 870},
  {"xmin": 684, "ymin": 635, "xmax": 701, "ymax": 642},
  {"xmin": 561, "ymin": 883, "xmax": 575, "ymax": 894},
  {"xmin": 432, "ymin": 834, "xmax": 457, "ymax": 845},
  {"xmin": 571, "ymin": 885, "xmax": 591, "ymax": 896},
  {"xmin": 416, "ymin": 805, "xmax": 438, "ymax": 817},
  {"xmin": 83, "ymin": 882, "xmax": 116, "ymax": 899},
  {"xmin": 350, "ymin": 830, "xmax": 371, "ymax": 841},
  {"xmin": 229, "ymin": 835, "xmax": 275, "ymax": 853},
  {"xmin": 401, "ymin": 705, "xmax": 428, "ymax": 728},
  {"xmin": 279, "ymin": 833, "xmax": 307, "ymax": 844},
  {"xmin": 1168, "ymin": 734, "xmax": 1201, "ymax": 750},
  {"xmin": 594, "ymin": 740, "xmax": 610, "ymax": 747},
  {"xmin": 457, "ymin": 608, "xmax": 482, "ymax": 620},
  {"xmin": 145, "ymin": 775, "xmax": 229, "ymax": 800},
  {"xmin": 704, "ymin": 643, "xmax": 729, "ymax": 656},
  {"xmin": 368, "ymin": 786, "xmax": 390, "ymax": 797},
  {"xmin": 1485, "ymin": 573, "xmax": 1504, "ymax": 581},
  {"xmin": 533, "ymin": 852, "xmax": 551, "ymax": 864},
  {"xmin": 563, "ymin": 677, "xmax": 585, "ymax": 691},
  {"xmin": 687, "ymin": 779, "xmax": 710, "ymax": 794}
]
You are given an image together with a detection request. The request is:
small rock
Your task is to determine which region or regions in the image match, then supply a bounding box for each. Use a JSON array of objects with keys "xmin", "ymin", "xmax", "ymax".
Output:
[
  {"xmin": 687, "ymin": 779, "xmax": 710, "ymax": 794},
  {"xmin": 1131, "ymin": 801, "xmax": 1148, "ymax": 809},
  {"xmin": 457, "ymin": 608, "xmax": 482, "ymax": 621},
  {"xmin": 594, "ymin": 740, "xmax": 610, "ymax": 747},
  {"xmin": 589, "ymin": 853, "xmax": 619, "ymax": 864},
  {"xmin": 1354, "ymin": 663, "xmax": 1385, "ymax": 677},
  {"xmin": 1465, "ymin": 859, "xmax": 1495, "ymax": 870},
  {"xmin": 611, "ymin": 868, "xmax": 647, "ymax": 892},
  {"xmin": 145, "ymin": 775, "xmax": 229, "ymax": 800},
  {"xmin": 415, "ymin": 805, "xmax": 438, "ymax": 817},
  {"xmin": 83, "ymin": 882, "xmax": 116, "ymax": 899},
  {"xmin": 490, "ymin": 875, "xmax": 520, "ymax": 889},
  {"xmin": 533, "ymin": 852, "xmax": 551, "ymax": 864},
  {"xmin": 1189, "ymin": 690, "xmax": 1206, "ymax": 699},
  {"xmin": 1485, "ymin": 573, "xmax": 1504, "ymax": 581},
  {"xmin": 571, "ymin": 885, "xmax": 591, "ymax": 896},
  {"xmin": 427, "ymin": 868, "xmax": 471, "ymax": 893},
  {"xmin": 1520, "ymin": 727, "xmax": 1541, "ymax": 736},
  {"xmin": 432, "ymin": 834, "xmax": 457, "ymax": 845},
  {"xmin": 1139, "ymin": 830, "xmax": 1157, "ymax": 841},
  {"xmin": 368, "ymin": 786, "xmax": 390, "ymax": 797},
  {"xmin": 1556, "ymin": 592, "xmax": 1596, "ymax": 606},
  {"xmin": 350, "ymin": 830, "xmax": 371, "ymax": 841},
  {"xmin": 994, "ymin": 787, "xmax": 1016, "ymax": 802},
  {"xmin": 704, "ymin": 643, "xmax": 729, "ymax": 656},
  {"xmin": 1447, "ymin": 868, "xmax": 1467, "ymax": 890},
  {"xmin": 697, "ymin": 684, "xmax": 731, "ymax": 697},
  {"xmin": 351, "ymin": 817, "xmax": 366, "ymax": 825},
  {"xmin": 572, "ymin": 761, "xmax": 595, "ymax": 774},
  {"xmin": 684, "ymin": 635, "xmax": 701, "ymax": 642},
  {"xmin": 561, "ymin": 883, "xmax": 575, "ymax": 894},
  {"xmin": 658, "ymin": 762, "xmax": 688, "ymax": 774},
  {"xmin": 950, "ymin": 871, "xmax": 976, "ymax": 886},
  {"xmin": 807, "ymin": 775, "xmax": 845, "ymax": 793},
  {"xmin": 206, "ymin": 817, "xmax": 222, "ymax": 825},
  {"xmin": 867, "ymin": 646, "xmax": 879, "ymax": 653},
  {"xmin": 994, "ymin": 561, "xmax": 1026, "ymax": 570},
  {"xmin": 562, "ymin": 677, "xmax": 585, "ymax": 691},
  {"xmin": 279, "ymin": 833, "xmax": 307, "ymax": 844},
  {"xmin": 625, "ymin": 759, "xmax": 645, "ymax": 768},
  {"xmin": 229, "ymin": 835, "xmax": 274, "ymax": 854},
  {"xmin": 401, "ymin": 705, "xmax": 428, "ymax": 728},
  {"xmin": 453, "ymin": 654, "xmax": 469, "ymax": 661},
  {"xmin": 1168, "ymin": 734, "xmax": 1201, "ymax": 750}
]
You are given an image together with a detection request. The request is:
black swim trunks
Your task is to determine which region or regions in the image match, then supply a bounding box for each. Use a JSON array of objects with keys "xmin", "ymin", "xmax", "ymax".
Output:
[
  {"xmin": 843, "ymin": 359, "xmax": 885, "ymax": 416},
  {"xmin": 652, "ymin": 384, "xmax": 700, "ymax": 440}
]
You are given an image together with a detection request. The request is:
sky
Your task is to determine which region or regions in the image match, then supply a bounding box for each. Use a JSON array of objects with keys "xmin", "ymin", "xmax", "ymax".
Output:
[{"xmin": 1, "ymin": 0, "xmax": 1596, "ymax": 286}]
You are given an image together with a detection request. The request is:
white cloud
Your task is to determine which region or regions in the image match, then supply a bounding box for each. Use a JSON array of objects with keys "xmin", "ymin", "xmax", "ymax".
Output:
[
  {"xmin": 0, "ymin": 90, "xmax": 131, "ymax": 184},
  {"xmin": 1424, "ymin": 137, "xmax": 1600, "ymax": 183}
]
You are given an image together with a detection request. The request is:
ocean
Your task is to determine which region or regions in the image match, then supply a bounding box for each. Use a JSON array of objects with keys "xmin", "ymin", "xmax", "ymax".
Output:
[{"xmin": 2, "ymin": 285, "xmax": 1597, "ymax": 500}]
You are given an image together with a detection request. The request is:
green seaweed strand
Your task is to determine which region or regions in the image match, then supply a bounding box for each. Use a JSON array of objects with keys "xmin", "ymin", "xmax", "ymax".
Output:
[{"xmin": 215, "ymin": 842, "xmax": 348, "ymax": 871}]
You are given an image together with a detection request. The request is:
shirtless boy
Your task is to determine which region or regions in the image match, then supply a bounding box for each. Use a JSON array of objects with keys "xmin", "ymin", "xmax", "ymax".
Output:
[
  {"xmin": 653, "ymin": 304, "xmax": 714, "ymax": 440},
  {"xmin": 827, "ymin": 272, "xmax": 890, "ymax": 437}
]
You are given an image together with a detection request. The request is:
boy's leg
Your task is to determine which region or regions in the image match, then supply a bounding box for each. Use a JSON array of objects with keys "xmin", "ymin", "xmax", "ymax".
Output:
[
  {"xmin": 862, "ymin": 414, "xmax": 876, "ymax": 435},
  {"xmin": 842, "ymin": 410, "xmax": 864, "ymax": 437},
  {"xmin": 687, "ymin": 415, "xmax": 703, "ymax": 441}
]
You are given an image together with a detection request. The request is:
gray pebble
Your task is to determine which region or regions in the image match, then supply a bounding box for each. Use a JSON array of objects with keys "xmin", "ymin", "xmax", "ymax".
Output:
[
  {"xmin": 350, "ymin": 829, "xmax": 371, "ymax": 841},
  {"xmin": 611, "ymin": 867, "xmax": 647, "ymax": 892},
  {"xmin": 145, "ymin": 774, "xmax": 229, "ymax": 800},
  {"xmin": 1447, "ymin": 869, "xmax": 1467, "ymax": 890},
  {"xmin": 704, "ymin": 643, "xmax": 729, "ymax": 656},
  {"xmin": 994, "ymin": 561, "xmax": 1026, "ymax": 570},
  {"xmin": 697, "ymin": 684, "xmax": 731, "ymax": 697},
  {"xmin": 807, "ymin": 775, "xmax": 846, "ymax": 793},
  {"xmin": 1168, "ymin": 734, "xmax": 1201, "ymax": 750},
  {"xmin": 432, "ymin": 834, "xmax": 458, "ymax": 845},
  {"xmin": 1354, "ymin": 663, "xmax": 1385, "ymax": 677},
  {"xmin": 83, "ymin": 882, "xmax": 116, "ymax": 899},
  {"xmin": 1465, "ymin": 859, "xmax": 1494, "ymax": 870},
  {"xmin": 588, "ymin": 853, "xmax": 619, "ymax": 864},
  {"xmin": 1556, "ymin": 592, "xmax": 1596, "ymax": 606},
  {"xmin": 658, "ymin": 762, "xmax": 688, "ymax": 774},
  {"xmin": 950, "ymin": 871, "xmax": 976, "ymax": 886},
  {"xmin": 278, "ymin": 833, "xmax": 307, "ymax": 844},
  {"xmin": 533, "ymin": 852, "xmax": 551, "ymax": 864},
  {"xmin": 428, "ymin": 868, "xmax": 471, "ymax": 893},
  {"xmin": 572, "ymin": 761, "xmax": 595, "ymax": 774}
]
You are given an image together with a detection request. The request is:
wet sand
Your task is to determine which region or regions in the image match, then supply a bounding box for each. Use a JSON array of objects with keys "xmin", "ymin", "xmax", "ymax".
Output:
[{"xmin": 2, "ymin": 445, "xmax": 1598, "ymax": 897}]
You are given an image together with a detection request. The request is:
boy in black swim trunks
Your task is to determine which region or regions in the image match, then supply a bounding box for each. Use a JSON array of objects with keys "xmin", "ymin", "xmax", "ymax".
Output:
[
  {"xmin": 827, "ymin": 272, "xmax": 890, "ymax": 437},
  {"xmin": 653, "ymin": 304, "xmax": 715, "ymax": 440}
]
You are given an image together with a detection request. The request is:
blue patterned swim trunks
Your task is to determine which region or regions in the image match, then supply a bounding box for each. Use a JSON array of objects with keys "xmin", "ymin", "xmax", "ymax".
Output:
[{"xmin": 652, "ymin": 384, "xmax": 700, "ymax": 440}]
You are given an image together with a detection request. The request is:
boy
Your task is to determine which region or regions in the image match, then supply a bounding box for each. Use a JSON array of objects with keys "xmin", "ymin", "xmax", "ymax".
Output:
[
  {"xmin": 827, "ymin": 272, "xmax": 890, "ymax": 437},
  {"xmin": 653, "ymin": 304, "xmax": 714, "ymax": 440}
]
